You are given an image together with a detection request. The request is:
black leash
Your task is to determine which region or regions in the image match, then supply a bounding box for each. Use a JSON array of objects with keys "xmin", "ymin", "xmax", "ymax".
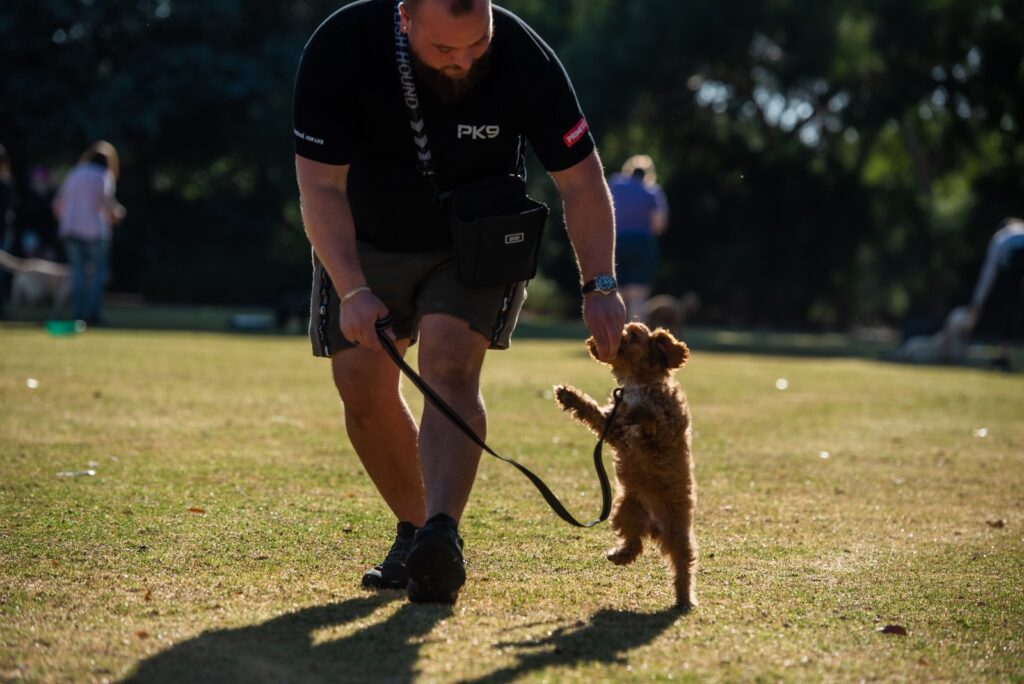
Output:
[{"xmin": 374, "ymin": 317, "xmax": 623, "ymax": 527}]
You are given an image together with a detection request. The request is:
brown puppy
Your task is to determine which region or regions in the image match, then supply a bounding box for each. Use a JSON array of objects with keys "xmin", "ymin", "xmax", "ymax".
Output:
[{"xmin": 555, "ymin": 322, "xmax": 697, "ymax": 610}]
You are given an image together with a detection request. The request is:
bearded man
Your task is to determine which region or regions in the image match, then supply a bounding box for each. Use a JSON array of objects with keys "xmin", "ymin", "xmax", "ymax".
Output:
[{"xmin": 293, "ymin": 0, "xmax": 625, "ymax": 603}]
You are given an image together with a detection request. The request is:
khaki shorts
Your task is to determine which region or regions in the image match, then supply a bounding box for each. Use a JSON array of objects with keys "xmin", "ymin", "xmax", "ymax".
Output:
[{"xmin": 308, "ymin": 242, "xmax": 528, "ymax": 357}]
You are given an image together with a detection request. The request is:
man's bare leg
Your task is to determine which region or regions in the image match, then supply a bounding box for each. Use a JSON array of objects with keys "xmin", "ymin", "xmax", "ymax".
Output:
[
  {"xmin": 415, "ymin": 313, "xmax": 491, "ymax": 523},
  {"xmin": 331, "ymin": 341, "xmax": 426, "ymax": 527},
  {"xmin": 404, "ymin": 313, "xmax": 490, "ymax": 602}
]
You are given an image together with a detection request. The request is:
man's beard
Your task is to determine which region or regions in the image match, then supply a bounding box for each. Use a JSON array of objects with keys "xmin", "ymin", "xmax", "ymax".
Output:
[{"xmin": 410, "ymin": 45, "xmax": 493, "ymax": 105}]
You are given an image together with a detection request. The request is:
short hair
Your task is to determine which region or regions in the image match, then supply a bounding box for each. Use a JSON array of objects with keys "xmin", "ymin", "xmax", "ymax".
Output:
[
  {"xmin": 999, "ymin": 217, "xmax": 1023, "ymax": 229},
  {"xmin": 404, "ymin": 0, "xmax": 479, "ymax": 17}
]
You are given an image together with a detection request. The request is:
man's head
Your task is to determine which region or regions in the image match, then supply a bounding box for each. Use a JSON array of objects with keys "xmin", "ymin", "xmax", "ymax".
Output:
[{"xmin": 399, "ymin": 0, "xmax": 493, "ymax": 102}]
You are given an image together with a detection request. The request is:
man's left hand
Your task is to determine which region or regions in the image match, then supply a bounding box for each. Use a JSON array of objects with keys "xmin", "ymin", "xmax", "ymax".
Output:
[{"xmin": 583, "ymin": 292, "xmax": 626, "ymax": 361}]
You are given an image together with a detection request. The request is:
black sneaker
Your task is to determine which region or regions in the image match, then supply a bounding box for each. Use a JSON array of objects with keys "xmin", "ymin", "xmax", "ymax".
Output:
[
  {"xmin": 361, "ymin": 521, "xmax": 418, "ymax": 590},
  {"xmin": 406, "ymin": 513, "xmax": 466, "ymax": 604}
]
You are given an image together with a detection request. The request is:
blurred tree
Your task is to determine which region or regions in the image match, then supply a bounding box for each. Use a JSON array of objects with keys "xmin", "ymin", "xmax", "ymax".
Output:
[
  {"xmin": 1, "ymin": 0, "xmax": 1020, "ymax": 330},
  {"xmin": 1, "ymin": 0, "xmax": 343, "ymax": 303},
  {"xmin": 552, "ymin": 0, "xmax": 1023, "ymax": 328}
]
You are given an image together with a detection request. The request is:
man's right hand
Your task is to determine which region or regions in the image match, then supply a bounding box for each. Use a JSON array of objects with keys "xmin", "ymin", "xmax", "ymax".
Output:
[
  {"xmin": 583, "ymin": 291, "xmax": 626, "ymax": 362},
  {"xmin": 339, "ymin": 289, "xmax": 394, "ymax": 351}
]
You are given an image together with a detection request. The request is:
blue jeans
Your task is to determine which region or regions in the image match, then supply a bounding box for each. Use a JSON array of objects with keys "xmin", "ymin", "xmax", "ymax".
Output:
[
  {"xmin": 64, "ymin": 237, "xmax": 109, "ymax": 321},
  {"xmin": 615, "ymin": 232, "xmax": 658, "ymax": 287}
]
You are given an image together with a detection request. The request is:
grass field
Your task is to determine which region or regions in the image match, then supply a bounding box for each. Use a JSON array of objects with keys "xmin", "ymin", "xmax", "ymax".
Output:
[{"xmin": 1, "ymin": 324, "xmax": 1022, "ymax": 682}]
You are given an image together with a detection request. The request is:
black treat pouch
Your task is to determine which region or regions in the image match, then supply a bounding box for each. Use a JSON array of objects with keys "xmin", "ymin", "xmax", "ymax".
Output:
[{"xmin": 447, "ymin": 175, "xmax": 549, "ymax": 287}]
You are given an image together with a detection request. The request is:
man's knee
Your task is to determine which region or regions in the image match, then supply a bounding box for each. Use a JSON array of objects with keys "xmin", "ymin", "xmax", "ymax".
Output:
[
  {"xmin": 419, "ymin": 354, "xmax": 481, "ymax": 390},
  {"xmin": 331, "ymin": 348, "xmax": 403, "ymax": 412},
  {"xmin": 417, "ymin": 317, "xmax": 488, "ymax": 389}
]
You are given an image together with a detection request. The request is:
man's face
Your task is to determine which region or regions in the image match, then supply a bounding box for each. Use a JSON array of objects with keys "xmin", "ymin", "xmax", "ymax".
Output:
[{"xmin": 401, "ymin": 1, "xmax": 493, "ymax": 85}]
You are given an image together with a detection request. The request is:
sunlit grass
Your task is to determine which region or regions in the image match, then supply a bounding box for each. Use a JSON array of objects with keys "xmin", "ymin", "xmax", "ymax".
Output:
[{"xmin": 1, "ymin": 326, "xmax": 1022, "ymax": 682}]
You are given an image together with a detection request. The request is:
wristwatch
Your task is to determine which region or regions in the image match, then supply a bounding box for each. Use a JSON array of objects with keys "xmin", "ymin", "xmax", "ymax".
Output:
[{"xmin": 581, "ymin": 273, "xmax": 618, "ymax": 296}]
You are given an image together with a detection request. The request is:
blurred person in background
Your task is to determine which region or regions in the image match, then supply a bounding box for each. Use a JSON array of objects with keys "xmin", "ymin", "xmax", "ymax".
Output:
[
  {"xmin": 0, "ymin": 144, "xmax": 16, "ymax": 318},
  {"xmin": 20, "ymin": 165, "xmax": 61, "ymax": 261},
  {"xmin": 966, "ymin": 217, "xmax": 1024, "ymax": 371},
  {"xmin": 54, "ymin": 141, "xmax": 126, "ymax": 325},
  {"xmin": 609, "ymin": 154, "xmax": 668, "ymax": 323}
]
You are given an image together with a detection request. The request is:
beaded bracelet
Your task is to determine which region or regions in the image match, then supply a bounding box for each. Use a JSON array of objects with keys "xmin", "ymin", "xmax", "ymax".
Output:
[{"xmin": 339, "ymin": 285, "xmax": 371, "ymax": 308}]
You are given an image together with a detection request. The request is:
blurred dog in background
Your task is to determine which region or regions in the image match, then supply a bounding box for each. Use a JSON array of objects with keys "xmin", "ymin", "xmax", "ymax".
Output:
[
  {"xmin": 0, "ymin": 249, "xmax": 71, "ymax": 318},
  {"xmin": 643, "ymin": 292, "xmax": 700, "ymax": 332},
  {"xmin": 890, "ymin": 305, "xmax": 973, "ymax": 365}
]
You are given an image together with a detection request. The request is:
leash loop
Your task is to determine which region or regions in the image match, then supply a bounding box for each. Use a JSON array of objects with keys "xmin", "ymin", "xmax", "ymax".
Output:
[{"xmin": 373, "ymin": 316, "xmax": 620, "ymax": 527}]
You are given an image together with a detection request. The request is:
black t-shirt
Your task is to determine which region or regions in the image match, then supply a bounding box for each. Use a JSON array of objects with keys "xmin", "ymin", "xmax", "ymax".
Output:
[{"xmin": 293, "ymin": 0, "xmax": 595, "ymax": 251}]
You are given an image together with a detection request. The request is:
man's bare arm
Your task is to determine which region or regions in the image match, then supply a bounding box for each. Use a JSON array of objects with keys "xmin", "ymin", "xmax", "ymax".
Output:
[
  {"xmin": 295, "ymin": 155, "xmax": 390, "ymax": 349},
  {"xmin": 550, "ymin": 150, "xmax": 626, "ymax": 360}
]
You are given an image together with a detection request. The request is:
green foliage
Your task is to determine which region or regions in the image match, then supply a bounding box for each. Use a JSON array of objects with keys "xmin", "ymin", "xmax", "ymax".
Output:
[{"xmin": 554, "ymin": 0, "xmax": 1024, "ymax": 327}]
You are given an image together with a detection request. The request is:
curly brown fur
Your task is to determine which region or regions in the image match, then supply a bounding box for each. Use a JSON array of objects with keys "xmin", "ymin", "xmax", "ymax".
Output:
[{"xmin": 554, "ymin": 322, "xmax": 697, "ymax": 610}]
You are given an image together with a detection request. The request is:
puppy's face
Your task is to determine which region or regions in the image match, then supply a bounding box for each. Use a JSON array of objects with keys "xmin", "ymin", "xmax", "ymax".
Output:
[{"xmin": 587, "ymin": 322, "xmax": 689, "ymax": 385}]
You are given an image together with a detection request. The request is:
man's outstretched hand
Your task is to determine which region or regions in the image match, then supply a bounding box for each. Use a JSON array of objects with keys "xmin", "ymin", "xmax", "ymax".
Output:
[{"xmin": 583, "ymin": 292, "xmax": 626, "ymax": 361}]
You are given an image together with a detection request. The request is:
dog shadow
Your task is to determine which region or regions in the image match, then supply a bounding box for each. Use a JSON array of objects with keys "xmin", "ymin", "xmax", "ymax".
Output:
[
  {"xmin": 459, "ymin": 607, "xmax": 683, "ymax": 684},
  {"xmin": 121, "ymin": 593, "xmax": 451, "ymax": 683}
]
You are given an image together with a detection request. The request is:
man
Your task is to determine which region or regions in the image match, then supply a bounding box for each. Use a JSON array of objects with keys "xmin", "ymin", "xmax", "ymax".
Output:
[{"xmin": 293, "ymin": 0, "xmax": 625, "ymax": 604}]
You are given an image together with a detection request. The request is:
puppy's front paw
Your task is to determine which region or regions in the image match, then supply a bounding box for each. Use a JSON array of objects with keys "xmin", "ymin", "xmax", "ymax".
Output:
[{"xmin": 554, "ymin": 384, "xmax": 583, "ymax": 411}]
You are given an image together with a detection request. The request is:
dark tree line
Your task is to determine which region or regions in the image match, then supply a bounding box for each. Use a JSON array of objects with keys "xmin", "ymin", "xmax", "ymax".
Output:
[{"xmin": 1, "ymin": 0, "xmax": 1021, "ymax": 329}]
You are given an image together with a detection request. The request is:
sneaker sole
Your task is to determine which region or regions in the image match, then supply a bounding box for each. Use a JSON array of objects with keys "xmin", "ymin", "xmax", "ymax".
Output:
[
  {"xmin": 361, "ymin": 572, "xmax": 408, "ymax": 591},
  {"xmin": 406, "ymin": 536, "xmax": 465, "ymax": 604}
]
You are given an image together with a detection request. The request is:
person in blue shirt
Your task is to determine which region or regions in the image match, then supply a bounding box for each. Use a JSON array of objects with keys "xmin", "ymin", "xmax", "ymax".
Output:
[
  {"xmin": 609, "ymin": 155, "xmax": 668, "ymax": 323},
  {"xmin": 966, "ymin": 217, "xmax": 1024, "ymax": 370}
]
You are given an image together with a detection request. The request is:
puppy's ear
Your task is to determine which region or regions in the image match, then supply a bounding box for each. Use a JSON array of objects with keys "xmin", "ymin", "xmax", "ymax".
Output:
[{"xmin": 652, "ymin": 330, "xmax": 689, "ymax": 370}]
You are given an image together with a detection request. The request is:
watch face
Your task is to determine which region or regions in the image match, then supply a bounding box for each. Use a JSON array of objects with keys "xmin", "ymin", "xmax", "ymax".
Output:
[{"xmin": 595, "ymin": 274, "xmax": 617, "ymax": 293}]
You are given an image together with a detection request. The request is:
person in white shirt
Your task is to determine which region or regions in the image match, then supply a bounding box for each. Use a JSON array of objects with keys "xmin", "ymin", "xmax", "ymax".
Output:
[{"xmin": 53, "ymin": 141, "xmax": 126, "ymax": 324}]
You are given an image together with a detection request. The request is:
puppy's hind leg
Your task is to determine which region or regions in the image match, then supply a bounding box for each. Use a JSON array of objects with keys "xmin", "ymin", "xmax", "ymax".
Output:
[
  {"xmin": 607, "ymin": 491, "xmax": 648, "ymax": 565},
  {"xmin": 658, "ymin": 504, "xmax": 698, "ymax": 611}
]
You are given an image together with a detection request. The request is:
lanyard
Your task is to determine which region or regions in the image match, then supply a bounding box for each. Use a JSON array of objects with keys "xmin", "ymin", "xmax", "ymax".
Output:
[{"xmin": 392, "ymin": 0, "xmax": 526, "ymax": 197}]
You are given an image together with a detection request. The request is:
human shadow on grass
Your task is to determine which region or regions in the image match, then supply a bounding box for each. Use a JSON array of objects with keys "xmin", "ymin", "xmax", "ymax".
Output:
[
  {"xmin": 122, "ymin": 593, "xmax": 451, "ymax": 684},
  {"xmin": 459, "ymin": 607, "xmax": 682, "ymax": 684}
]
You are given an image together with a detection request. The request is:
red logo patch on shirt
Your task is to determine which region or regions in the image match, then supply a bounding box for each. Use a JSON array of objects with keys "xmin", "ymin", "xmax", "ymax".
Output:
[{"xmin": 563, "ymin": 117, "xmax": 590, "ymax": 148}]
